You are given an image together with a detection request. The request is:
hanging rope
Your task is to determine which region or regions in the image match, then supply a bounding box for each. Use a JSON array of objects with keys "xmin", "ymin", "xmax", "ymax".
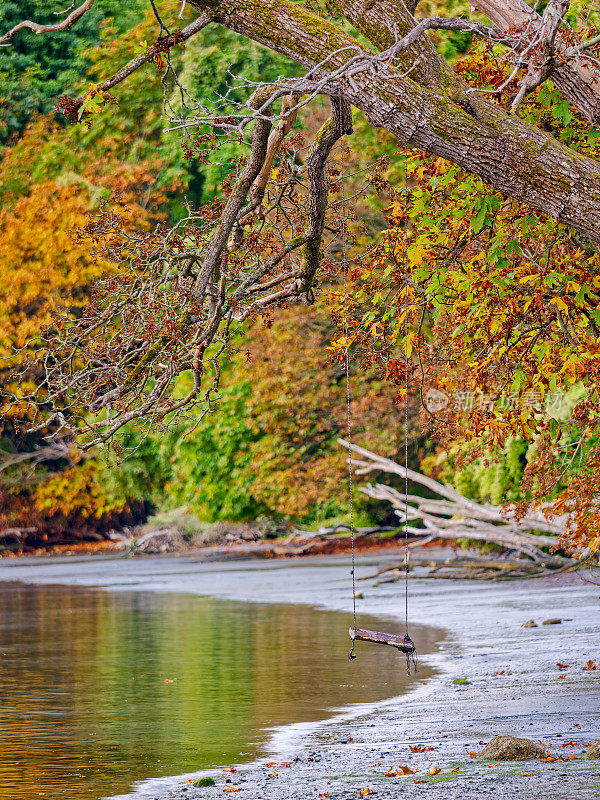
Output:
[
  {"xmin": 339, "ymin": 93, "xmax": 357, "ymax": 662},
  {"xmin": 340, "ymin": 93, "xmax": 416, "ymax": 673},
  {"xmin": 403, "ymin": 145, "xmax": 417, "ymax": 675}
]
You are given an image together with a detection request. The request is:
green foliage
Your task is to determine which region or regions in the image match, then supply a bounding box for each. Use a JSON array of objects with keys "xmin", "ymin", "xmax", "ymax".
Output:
[
  {"xmin": 0, "ymin": 0, "xmax": 146, "ymax": 143},
  {"xmin": 166, "ymin": 377, "xmax": 271, "ymax": 521}
]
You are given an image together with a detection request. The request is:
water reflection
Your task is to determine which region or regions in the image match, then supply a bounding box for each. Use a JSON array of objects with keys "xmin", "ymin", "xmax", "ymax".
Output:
[{"xmin": 0, "ymin": 582, "xmax": 440, "ymax": 799}]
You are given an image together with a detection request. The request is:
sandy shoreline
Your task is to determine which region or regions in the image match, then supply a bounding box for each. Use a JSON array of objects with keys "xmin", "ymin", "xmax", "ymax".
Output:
[{"xmin": 0, "ymin": 549, "xmax": 599, "ymax": 799}]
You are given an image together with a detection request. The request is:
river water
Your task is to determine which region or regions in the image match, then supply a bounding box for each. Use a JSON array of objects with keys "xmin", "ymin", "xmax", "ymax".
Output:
[{"xmin": 0, "ymin": 580, "xmax": 439, "ymax": 800}]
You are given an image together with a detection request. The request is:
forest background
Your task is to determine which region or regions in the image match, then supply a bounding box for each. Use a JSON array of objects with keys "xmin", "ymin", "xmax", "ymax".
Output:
[{"xmin": 1, "ymin": 0, "xmax": 598, "ymax": 553}]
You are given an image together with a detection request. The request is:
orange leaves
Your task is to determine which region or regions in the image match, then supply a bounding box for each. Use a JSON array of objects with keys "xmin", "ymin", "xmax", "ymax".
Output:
[
  {"xmin": 398, "ymin": 766, "xmax": 416, "ymax": 775},
  {"xmin": 409, "ymin": 745, "xmax": 435, "ymax": 753},
  {"xmin": 223, "ymin": 786, "xmax": 236, "ymax": 793},
  {"xmin": 427, "ymin": 767, "xmax": 441, "ymax": 776},
  {"xmin": 467, "ymin": 751, "xmax": 478, "ymax": 758},
  {"xmin": 450, "ymin": 766, "xmax": 460, "ymax": 773},
  {"xmin": 359, "ymin": 788, "xmax": 371, "ymax": 796},
  {"xmin": 556, "ymin": 663, "xmax": 570, "ymax": 669},
  {"xmin": 583, "ymin": 659, "xmax": 597, "ymax": 671}
]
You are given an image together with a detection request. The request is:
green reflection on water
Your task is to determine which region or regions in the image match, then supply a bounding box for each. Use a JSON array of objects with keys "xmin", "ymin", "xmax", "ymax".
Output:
[{"xmin": 0, "ymin": 582, "xmax": 439, "ymax": 800}]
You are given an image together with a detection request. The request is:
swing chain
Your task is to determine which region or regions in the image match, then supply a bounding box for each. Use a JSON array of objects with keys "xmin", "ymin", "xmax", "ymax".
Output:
[
  {"xmin": 338, "ymin": 89, "xmax": 357, "ymax": 663},
  {"xmin": 340, "ymin": 92, "xmax": 416, "ymax": 673}
]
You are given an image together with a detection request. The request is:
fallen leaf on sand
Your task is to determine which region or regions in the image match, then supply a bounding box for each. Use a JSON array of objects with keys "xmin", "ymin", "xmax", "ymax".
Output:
[
  {"xmin": 573, "ymin": 723, "xmax": 581, "ymax": 728},
  {"xmin": 223, "ymin": 787, "xmax": 236, "ymax": 793},
  {"xmin": 522, "ymin": 772, "xmax": 534, "ymax": 777},
  {"xmin": 385, "ymin": 769, "xmax": 398, "ymax": 777},
  {"xmin": 428, "ymin": 767, "xmax": 441, "ymax": 776},
  {"xmin": 359, "ymin": 788, "xmax": 371, "ymax": 796},
  {"xmin": 556, "ymin": 663, "xmax": 570, "ymax": 669},
  {"xmin": 467, "ymin": 751, "xmax": 478, "ymax": 758},
  {"xmin": 318, "ymin": 794, "xmax": 334, "ymax": 797},
  {"xmin": 409, "ymin": 745, "xmax": 435, "ymax": 753},
  {"xmin": 399, "ymin": 766, "xmax": 416, "ymax": 775},
  {"xmin": 413, "ymin": 780, "xmax": 429, "ymax": 784},
  {"xmin": 264, "ymin": 762, "xmax": 277, "ymax": 767},
  {"xmin": 495, "ymin": 670, "xmax": 505, "ymax": 675},
  {"xmin": 451, "ymin": 766, "xmax": 460, "ymax": 773},
  {"xmin": 558, "ymin": 675, "xmax": 566, "ymax": 679},
  {"xmin": 583, "ymin": 660, "xmax": 597, "ymax": 671}
]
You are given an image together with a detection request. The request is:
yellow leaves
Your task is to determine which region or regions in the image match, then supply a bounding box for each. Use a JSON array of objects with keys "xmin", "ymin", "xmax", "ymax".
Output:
[
  {"xmin": 359, "ymin": 788, "xmax": 371, "ymax": 796},
  {"xmin": 550, "ymin": 296, "xmax": 570, "ymax": 313},
  {"xmin": 326, "ymin": 334, "xmax": 355, "ymax": 353},
  {"xmin": 34, "ymin": 460, "xmax": 127, "ymax": 521},
  {"xmin": 405, "ymin": 330, "xmax": 417, "ymax": 358},
  {"xmin": 223, "ymin": 786, "xmax": 237, "ymax": 793},
  {"xmin": 77, "ymin": 83, "xmax": 117, "ymax": 122}
]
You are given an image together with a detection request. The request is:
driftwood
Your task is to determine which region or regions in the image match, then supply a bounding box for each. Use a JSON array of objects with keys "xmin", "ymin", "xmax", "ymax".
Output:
[
  {"xmin": 338, "ymin": 439, "xmax": 570, "ymax": 566},
  {"xmin": 287, "ymin": 524, "xmax": 395, "ymax": 541}
]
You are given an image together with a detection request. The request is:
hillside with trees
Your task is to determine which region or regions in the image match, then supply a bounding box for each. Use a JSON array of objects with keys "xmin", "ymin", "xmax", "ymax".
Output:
[{"xmin": 1, "ymin": 0, "xmax": 599, "ymax": 557}]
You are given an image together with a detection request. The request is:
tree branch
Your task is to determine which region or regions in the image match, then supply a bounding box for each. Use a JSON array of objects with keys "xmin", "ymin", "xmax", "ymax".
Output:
[{"xmin": 0, "ymin": 0, "xmax": 96, "ymax": 45}]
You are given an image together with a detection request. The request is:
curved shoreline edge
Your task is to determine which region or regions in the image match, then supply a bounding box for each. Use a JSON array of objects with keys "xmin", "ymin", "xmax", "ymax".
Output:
[{"xmin": 0, "ymin": 550, "xmax": 599, "ymax": 799}]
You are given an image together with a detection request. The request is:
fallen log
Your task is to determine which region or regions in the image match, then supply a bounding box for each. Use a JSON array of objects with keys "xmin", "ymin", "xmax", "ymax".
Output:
[{"xmin": 338, "ymin": 439, "xmax": 573, "ymax": 567}]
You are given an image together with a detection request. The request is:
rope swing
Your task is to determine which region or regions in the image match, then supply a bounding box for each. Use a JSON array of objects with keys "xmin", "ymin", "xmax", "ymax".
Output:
[{"xmin": 340, "ymin": 96, "xmax": 416, "ymax": 674}]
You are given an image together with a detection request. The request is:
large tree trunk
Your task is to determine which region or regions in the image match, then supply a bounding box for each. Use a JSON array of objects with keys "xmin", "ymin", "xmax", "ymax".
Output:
[{"xmin": 192, "ymin": 0, "xmax": 600, "ymax": 242}]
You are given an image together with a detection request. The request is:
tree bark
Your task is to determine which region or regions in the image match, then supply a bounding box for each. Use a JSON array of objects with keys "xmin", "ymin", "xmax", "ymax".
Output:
[
  {"xmin": 472, "ymin": 0, "xmax": 600, "ymax": 124},
  {"xmin": 191, "ymin": 0, "xmax": 600, "ymax": 243}
]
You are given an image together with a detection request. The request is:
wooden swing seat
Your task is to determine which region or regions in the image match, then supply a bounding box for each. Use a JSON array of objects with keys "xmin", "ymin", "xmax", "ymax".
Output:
[{"xmin": 349, "ymin": 626, "xmax": 415, "ymax": 653}]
